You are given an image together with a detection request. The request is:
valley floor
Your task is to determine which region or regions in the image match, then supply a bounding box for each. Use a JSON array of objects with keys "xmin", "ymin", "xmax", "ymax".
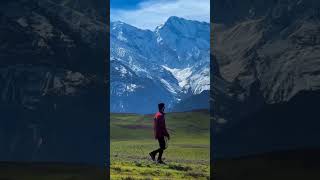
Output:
[
  {"xmin": 110, "ymin": 111, "xmax": 210, "ymax": 180},
  {"xmin": 111, "ymin": 140, "xmax": 210, "ymax": 180}
]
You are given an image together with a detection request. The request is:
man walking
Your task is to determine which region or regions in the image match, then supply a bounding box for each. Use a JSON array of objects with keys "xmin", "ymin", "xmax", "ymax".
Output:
[{"xmin": 149, "ymin": 103, "xmax": 170, "ymax": 164}]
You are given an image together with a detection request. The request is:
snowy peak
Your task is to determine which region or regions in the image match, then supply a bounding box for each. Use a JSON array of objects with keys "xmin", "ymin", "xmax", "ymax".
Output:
[
  {"xmin": 164, "ymin": 16, "xmax": 206, "ymax": 29},
  {"xmin": 160, "ymin": 16, "xmax": 210, "ymax": 38},
  {"xmin": 154, "ymin": 17, "xmax": 210, "ymax": 68},
  {"xmin": 164, "ymin": 16, "xmax": 187, "ymax": 28},
  {"xmin": 111, "ymin": 21, "xmax": 143, "ymax": 32},
  {"xmin": 110, "ymin": 16, "xmax": 210, "ymax": 113}
]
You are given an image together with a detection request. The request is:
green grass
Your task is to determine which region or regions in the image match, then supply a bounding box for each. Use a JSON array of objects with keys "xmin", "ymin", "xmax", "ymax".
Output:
[{"xmin": 110, "ymin": 110, "xmax": 210, "ymax": 180}]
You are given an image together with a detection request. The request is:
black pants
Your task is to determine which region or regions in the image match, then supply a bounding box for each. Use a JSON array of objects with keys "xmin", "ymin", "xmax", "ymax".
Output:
[{"xmin": 151, "ymin": 137, "xmax": 166, "ymax": 161}]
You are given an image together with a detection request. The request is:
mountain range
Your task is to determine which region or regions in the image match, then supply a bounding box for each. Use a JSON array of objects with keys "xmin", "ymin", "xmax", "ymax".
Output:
[
  {"xmin": 212, "ymin": 0, "xmax": 320, "ymax": 157},
  {"xmin": 1, "ymin": 0, "xmax": 320, "ymax": 166},
  {"xmin": 110, "ymin": 16, "xmax": 210, "ymax": 113},
  {"xmin": 0, "ymin": 0, "xmax": 108, "ymax": 166}
]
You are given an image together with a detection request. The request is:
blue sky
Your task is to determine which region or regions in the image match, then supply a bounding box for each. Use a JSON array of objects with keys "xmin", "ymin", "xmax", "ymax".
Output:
[
  {"xmin": 110, "ymin": 0, "xmax": 210, "ymax": 30},
  {"xmin": 110, "ymin": 0, "xmax": 149, "ymax": 9}
]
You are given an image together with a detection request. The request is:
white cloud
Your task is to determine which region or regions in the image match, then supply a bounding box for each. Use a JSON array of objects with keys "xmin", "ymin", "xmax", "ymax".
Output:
[{"xmin": 111, "ymin": 0, "xmax": 210, "ymax": 30}]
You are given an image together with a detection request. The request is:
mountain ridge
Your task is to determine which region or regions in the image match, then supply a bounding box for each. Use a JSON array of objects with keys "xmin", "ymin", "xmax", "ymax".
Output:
[
  {"xmin": 212, "ymin": 0, "xmax": 320, "ymax": 157},
  {"xmin": 0, "ymin": 0, "xmax": 107, "ymax": 166},
  {"xmin": 111, "ymin": 16, "xmax": 210, "ymax": 113}
]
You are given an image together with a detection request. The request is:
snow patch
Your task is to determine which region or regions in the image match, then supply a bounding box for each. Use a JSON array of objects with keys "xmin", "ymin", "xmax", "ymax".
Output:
[
  {"xmin": 190, "ymin": 67, "xmax": 210, "ymax": 94},
  {"xmin": 155, "ymin": 24, "xmax": 164, "ymax": 44},
  {"xmin": 126, "ymin": 84, "xmax": 138, "ymax": 92},
  {"xmin": 117, "ymin": 47, "xmax": 126, "ymax": 57},
  {"xmin": 117, "ymin": 31, "xmax": 127, "ymax": 42},
  {"xmin": 115, "ymin": 65, "xmax": 128, "ymax": 77},
  {"xmin": 157, "ymin": 35, "xmax": 163, "ymax": 43},
  {"xmin": 160, "ymin": 78, "xmax": 177, "ymax": 94},
  {"xmin": 162, "ymin": 66, "xmax": 193, "ymax": 88}
]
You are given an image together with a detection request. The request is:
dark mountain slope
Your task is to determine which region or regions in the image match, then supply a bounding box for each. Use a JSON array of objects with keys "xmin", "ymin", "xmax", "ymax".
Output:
[
  {"xmin": 212, "ymin": 0, "xmax": 320, "ymax": 157},
  {"xmin": 0, "ymin": 0, "xmax": 107, "ymax": 166}
]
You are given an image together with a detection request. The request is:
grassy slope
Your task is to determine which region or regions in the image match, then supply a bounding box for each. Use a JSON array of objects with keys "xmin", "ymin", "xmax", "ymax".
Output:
[{"xmin": 110, "ymin": 110, "xmax": 210, "ymax": 180}]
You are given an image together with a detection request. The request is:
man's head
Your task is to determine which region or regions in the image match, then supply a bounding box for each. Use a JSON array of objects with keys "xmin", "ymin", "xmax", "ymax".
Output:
[{"xmin": 158, "ymin": 103, "xmax": 165, "ymax": 113}]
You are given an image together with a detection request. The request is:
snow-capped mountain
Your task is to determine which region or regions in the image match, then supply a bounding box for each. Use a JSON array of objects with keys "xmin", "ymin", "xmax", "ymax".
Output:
[{"xmin": 110, "ymin": 16, "xmax": 210, "ymax": 113}]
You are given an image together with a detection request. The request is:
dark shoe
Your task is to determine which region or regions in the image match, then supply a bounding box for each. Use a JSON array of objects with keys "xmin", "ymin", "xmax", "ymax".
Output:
[
  {"xmin": 149, "ymin": 152, "xmax": 156, "ymax": 161},
  {"xmin": 157, "ymin": 160, "xmax": 166, "ymax": 164}
]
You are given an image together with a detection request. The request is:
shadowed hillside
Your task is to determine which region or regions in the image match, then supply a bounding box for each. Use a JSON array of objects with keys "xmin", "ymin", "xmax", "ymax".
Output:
[
  {"xmin": 212, "ymin": 0, "xmax": 320, "ymax": 157},
  {"xmin": 211, "ymin": 0, "xmax": 320, "ymax": 178},
  {"xmin": 0, "ymin": 0, "xmax": 108, "ymax": 166}
]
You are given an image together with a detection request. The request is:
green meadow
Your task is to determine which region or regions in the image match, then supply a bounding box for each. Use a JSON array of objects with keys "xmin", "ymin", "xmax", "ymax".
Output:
[{"xmin": 110, "ymin": 110, "xmax": 210, "ymax": 180}]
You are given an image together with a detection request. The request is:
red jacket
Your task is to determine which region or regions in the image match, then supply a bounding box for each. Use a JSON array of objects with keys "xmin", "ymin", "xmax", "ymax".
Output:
[{"xmin": 153, "ymin": 112, "xmax": 169, "ymax": 139}]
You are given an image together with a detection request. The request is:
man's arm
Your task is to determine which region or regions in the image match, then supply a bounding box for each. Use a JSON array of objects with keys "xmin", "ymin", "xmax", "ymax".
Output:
[
  {"xmin": 163, "ymin": 118, "xmax": 170, "ymax": 139},
  {"xmin": 153, "ymin": 117, "xmax": 157, "ymax": 138}
]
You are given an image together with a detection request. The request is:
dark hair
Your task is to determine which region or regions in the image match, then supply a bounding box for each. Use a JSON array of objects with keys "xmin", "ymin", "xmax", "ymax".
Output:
[{"xmin": 158, "ymin": 103, "xmax": 165, "ymax": 111}]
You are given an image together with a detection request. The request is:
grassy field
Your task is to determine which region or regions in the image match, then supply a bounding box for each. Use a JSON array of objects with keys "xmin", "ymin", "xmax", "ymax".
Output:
[{"xmin": 110, "ymin": 110, "xmax": 210, "ymax": 180}]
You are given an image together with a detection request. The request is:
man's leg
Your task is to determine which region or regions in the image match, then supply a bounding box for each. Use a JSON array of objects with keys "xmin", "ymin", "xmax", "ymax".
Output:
[
  {"xmin": 157, "ymin": 137, "xmax": 166, "ymax": 163},
  {"xmin": 149, "ymin": 148, "xmax": 159, "ymax": 161},
  {"xmin": 157, "ymin": 149, "xmax": 163, "ymax": 161},
  {"xmin": 149, "ymin": 138, "xmax": 162, "ymax": 161}
]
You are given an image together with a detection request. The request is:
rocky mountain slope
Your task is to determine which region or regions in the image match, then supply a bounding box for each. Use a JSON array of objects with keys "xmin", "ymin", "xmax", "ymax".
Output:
[
  {"xmin": 0, "ymin": 0, "xmax": 107, "ymax": 166},
  {"xmin": 212, "ymin": 0, "xmax": 320, "ymax": 157},
  {"xmin": 110, "ymin": 17, "xmax": 210, "ymax": 113}
]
